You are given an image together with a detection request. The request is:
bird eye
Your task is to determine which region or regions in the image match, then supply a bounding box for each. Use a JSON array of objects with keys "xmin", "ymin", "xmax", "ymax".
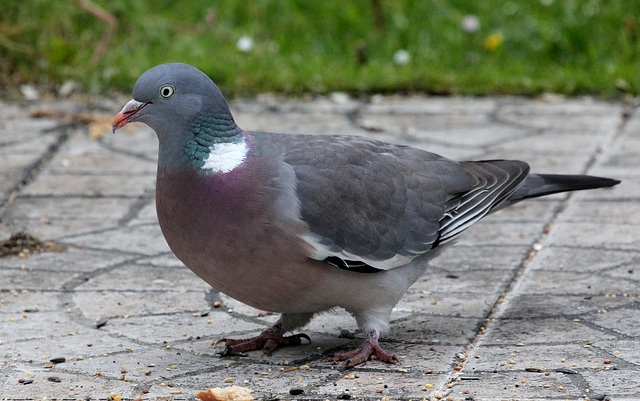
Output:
[{"xmin": 160, "ymin": 85, "xmax": 175, "ymax": 98}]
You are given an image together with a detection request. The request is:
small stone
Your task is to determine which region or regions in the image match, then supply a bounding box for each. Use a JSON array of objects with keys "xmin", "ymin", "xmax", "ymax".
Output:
[
  {"xmin": 20, "ymin": 85, "xmax": 39, "ymax": 101},
  {"xmin": 289, "ymin": 388, "xmax": 304, "ymax": 395},
  {"xmin": 50, "ymin": 357, "xmax": 66, "ymax": 364},
  {"xmin": 47, "ymin": 376, "xmax": 62, "ymax": 383},
  {"xmin": 337, "ymin": 393, "xmax": 351, "ymax": 400},
  {"xmin": 59, "ymin": 80, "xmax": 78, "ymax": 97},
  {"xmin": 556, "ymin": 367, "xmax": 577, "ymax": 374},
  {"xmin": 329, "ymin": 92, "xmax": 350, "ymax": 104}
]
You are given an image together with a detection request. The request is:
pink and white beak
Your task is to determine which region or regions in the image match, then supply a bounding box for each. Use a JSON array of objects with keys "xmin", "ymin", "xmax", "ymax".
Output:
[{"xmin": 112, "ymin": 99, "xmax": 149, "ymax": 132}]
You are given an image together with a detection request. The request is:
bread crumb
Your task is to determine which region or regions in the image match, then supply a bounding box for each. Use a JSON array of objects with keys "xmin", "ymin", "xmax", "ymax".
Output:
[{"xmin": 197, "ymin": 386, "xmax": 254, "ymax": 401}]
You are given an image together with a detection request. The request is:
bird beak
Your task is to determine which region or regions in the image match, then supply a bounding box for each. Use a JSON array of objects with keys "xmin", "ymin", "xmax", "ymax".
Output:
[{"xmin": 112, "ymin": 99, "xmax": 149, "ymax": 133}]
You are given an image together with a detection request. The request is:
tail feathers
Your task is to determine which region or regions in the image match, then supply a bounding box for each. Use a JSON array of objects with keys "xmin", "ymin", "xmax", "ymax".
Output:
[{"xmin": 508, "ymin": 174, "xmax": 620, "ymax": 202}]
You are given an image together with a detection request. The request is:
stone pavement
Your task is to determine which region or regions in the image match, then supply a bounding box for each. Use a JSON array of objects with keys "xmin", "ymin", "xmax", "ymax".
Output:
[{"xmin": 0, "ymin": 93, "xmax": 638, "ymax": 401}]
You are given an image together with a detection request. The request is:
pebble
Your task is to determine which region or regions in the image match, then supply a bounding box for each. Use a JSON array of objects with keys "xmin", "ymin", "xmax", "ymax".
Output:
[
  {"xmin": 289, "ymin": 388, "xmax": 304, "ymax": 395},
  {"xmin": 556, "ymin": 367, "xmax": 578, "ymax": 374},
  {"xmin": 20, "ymin": 85, "xmax": 39, "ymax": 101},
  {"xmin": 50, "ymin": 357, "xmax": 66, "ymax": 364},
  {"xmin": 47, "ymin": 376, "xmax": 62, "ymax": 383}
]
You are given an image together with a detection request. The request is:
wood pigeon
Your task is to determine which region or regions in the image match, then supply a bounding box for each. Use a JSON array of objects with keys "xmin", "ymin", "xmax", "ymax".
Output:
[{"xmin": 113, "ymin": 63, "xmax": 619, "ymax": 368}]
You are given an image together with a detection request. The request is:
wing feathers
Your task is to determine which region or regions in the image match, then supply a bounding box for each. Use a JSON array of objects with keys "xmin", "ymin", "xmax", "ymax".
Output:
[
  {"xmin": 438, "ymin": 161, "xmax": 529, "ymax": 244},
  {"xmin": 275, "ymin": 133, "xmax": 531, "ymax": 272}
]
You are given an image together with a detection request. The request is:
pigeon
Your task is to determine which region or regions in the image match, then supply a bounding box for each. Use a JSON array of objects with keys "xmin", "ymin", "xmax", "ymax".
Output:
[{"xmin": 113, "ymin": 63, "xmax": 620, "ymax": 368}]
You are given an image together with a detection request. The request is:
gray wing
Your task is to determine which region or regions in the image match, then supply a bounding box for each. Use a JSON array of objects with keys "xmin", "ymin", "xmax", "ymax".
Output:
[{"xmin": 276, "ymin": 133, "xmax": 529, "ymax": 270}]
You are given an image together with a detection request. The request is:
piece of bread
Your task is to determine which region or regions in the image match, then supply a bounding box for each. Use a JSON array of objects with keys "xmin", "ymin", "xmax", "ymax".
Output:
[{"xmin": 196, "ymin": 386, "xmax": 254, "ymax": 401}]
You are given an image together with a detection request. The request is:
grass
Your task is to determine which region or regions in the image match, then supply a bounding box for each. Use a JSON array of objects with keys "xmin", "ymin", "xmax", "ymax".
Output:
[{"xmin": 2, "ymin": 0, "xmax": 640, "ymax": 96}]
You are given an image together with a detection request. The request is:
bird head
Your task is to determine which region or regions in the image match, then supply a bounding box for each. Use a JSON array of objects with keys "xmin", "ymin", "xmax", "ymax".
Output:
[{"xmin": 112, "ymin": 63, "xmax": 231, "ymax": 134}]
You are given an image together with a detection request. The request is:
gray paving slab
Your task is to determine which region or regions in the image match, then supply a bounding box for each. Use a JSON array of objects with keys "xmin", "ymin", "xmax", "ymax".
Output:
[{"xmin": 0, "ymin": 95, "xmax": 638, "ymax": 401}]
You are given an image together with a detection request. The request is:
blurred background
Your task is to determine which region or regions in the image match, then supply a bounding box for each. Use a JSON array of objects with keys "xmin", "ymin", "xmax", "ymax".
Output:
[{"xmin": 2, "ymin": 0, "xmax": 640, "ymax": 97}]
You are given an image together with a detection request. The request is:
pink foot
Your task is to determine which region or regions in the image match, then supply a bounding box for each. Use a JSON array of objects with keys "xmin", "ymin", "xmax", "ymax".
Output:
[
  {"xmin": 333, "ymin": 330, "xmax": 399, "ymax": 368},
  {"xmin": 218, "ymin": 323, "xmax": 311, "ymax": 356}
]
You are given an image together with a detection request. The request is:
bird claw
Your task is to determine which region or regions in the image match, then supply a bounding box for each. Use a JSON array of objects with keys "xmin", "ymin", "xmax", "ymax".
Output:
[
  {"xmin": 333, "ymin": 330, "xmax": 399, "ymax": 369},
  {"xmin": 217, "ymin": 324, "xmax": 311, "ymax": 357}
]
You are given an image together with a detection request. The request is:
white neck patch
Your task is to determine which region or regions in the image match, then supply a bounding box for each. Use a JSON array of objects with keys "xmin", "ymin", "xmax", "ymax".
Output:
[{"xmin": 201, "ymin": 138, "xmax": 249, "ymax": 173}]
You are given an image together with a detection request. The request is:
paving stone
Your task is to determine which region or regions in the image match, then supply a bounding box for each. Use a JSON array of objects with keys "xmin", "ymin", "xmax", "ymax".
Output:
[
  {"xmin": 465, "ymin": 342, "xmax": 608, "ymax": 373},
  {"xmin": 550, "ymin": 221, "xmax": 640, "ymax": 250},
  {"xmin": 0, "ymin": 268, "xmax": 76, "ymax": 291},
  {"xmin": 501, "ymin": 293, "xmax": 637, "ymax": 319},
  {"xmin": 47, "ymin": 131, "xmax": 157, "ymax": 175},
  {"xmin": 73, "ymin": 290, "xmax": 210, "ymax": 320},
  {"xmin": 447, "ymin": 370, "xmax": 581, "ymax": 400},
  {"xmin": 481, "ymin": 317, "xmax": 619, "ymax": 345},
  {"xmin": 76, "ymin": 264, "xmax": 207, "ymax": 292},
  {"xmin": 68, "ymin": 224, "xmax": 171, "ymax": 255},
  {"xmin": 532, "ymin": 245, "xmax": 640, "ymax": 273},
  {"xmin": 1, "ymin": 247, "xmax": 136, "ymax": 277},
  {"xmin": 4, "ymin": 196, "xmax": 137, "ymax": 222},
  {"xmin": 22, "ymin": 172, "xmax": 155, "ymax": 197},
  {"xmin": 105, "ymin": 312, "xmax": 264, "ymax": 345}
]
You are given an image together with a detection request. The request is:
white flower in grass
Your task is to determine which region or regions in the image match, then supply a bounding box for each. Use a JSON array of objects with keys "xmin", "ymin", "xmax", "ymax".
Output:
[
  {"xmin": 461, "ymin": 15, "xmax": 480, "ymax": 33},
  {"xmin": 393, "ymin": 49, "xmax": 411, "ymax": 65},
  {"xmin": 236, "ymin": 36, "xmax": 254, "ymax": 52}
]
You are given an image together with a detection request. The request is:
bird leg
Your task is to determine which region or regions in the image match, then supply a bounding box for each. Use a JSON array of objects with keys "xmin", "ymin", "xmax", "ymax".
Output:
[
  {"xmin": 218, "ymin": 323, "xmax": 311, "ymax": 356},
  {"xmin": 333, "ymin": 329, "xmax": 399, "ymax": 368}
]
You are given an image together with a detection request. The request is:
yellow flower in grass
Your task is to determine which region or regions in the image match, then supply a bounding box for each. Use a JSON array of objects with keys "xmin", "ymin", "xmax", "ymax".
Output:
[{"xmin": 484, "ymin": 32, "xmax": 504, "ymax": 52}]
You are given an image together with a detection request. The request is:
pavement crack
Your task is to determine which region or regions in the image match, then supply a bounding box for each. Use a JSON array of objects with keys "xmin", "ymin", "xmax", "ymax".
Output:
[
  {"xmin": 0, "ymin": 127, "xmax": 72, "ymax": 218},
  {"xmin": 117, "ymin": 190, "xmax": 155, "ymax": 227}
]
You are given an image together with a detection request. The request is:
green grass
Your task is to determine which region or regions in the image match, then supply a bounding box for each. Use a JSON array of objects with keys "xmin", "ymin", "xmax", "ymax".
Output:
[{"xmin": 2, "ymin": 0, "xmax": 640, "ymax": 96}]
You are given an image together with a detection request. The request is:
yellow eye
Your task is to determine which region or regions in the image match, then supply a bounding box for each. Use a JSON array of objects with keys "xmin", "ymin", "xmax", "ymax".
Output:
[{"xmin": 160, "ymin": 85, "xmax": 174, "ymax": 98}]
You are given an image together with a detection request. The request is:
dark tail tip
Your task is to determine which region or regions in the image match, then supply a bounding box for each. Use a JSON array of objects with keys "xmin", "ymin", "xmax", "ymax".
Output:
[
  {"xmin": 510, "ymin": 174, "xmax": 620, "ymax": 202},
  {"xmin": 539, "ymin": 174, "xmax": 620, "ymax": 191}
]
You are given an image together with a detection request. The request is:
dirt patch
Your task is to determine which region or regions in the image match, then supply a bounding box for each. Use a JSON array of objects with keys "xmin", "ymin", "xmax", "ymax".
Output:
[{"xmin": 0, "ymin": 232, "xmax": 67, "ymax": 258}]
